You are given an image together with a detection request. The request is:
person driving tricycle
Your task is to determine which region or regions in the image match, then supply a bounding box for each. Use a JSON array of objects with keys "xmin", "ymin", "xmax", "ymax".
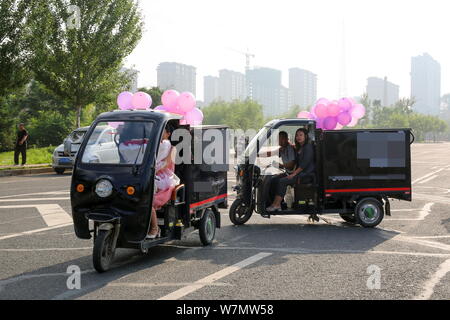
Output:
[{"xmin": 266, "ymin": 128, "xmax": 315, "ymax": 212}]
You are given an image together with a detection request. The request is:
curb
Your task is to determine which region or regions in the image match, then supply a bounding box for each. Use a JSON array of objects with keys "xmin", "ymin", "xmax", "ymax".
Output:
[{"xmin": 0, "ymin": 167, "xmax": 57, "ymax": 177}]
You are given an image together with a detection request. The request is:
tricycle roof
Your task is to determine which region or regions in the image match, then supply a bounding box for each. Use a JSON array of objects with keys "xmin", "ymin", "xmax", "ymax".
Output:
[
  {"xmin": 264, "ymin": 118, "xmax": 316, "ymax": 127},
  {"xmin": 96, "ymin": 109, "xmax": 183, "ymax": 122}
]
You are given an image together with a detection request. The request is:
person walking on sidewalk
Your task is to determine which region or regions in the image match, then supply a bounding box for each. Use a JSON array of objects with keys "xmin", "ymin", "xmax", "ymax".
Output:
[{"xmin": 14, "ymin": 123, "xmax": 28, "ymax": 166}]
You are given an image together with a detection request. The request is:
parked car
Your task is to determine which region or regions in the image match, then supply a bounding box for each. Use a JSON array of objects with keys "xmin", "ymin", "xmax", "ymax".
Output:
[
  {"xmin": 52, "ymin": 127, "xmax": 90, "ymax": 174},
  {"xmin": 53, "ymin": 125, "xmax": 119, "ymax": 174}
]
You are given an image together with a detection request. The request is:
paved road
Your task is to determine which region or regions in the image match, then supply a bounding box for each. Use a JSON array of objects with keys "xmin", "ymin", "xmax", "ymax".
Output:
[{"xmin": 0, "ymin": 143, "xmax": 449, "ymax": 300}]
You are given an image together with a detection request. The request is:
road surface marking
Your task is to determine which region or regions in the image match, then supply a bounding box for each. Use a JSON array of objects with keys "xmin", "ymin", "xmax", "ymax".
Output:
[
  {"xmin": 418, "ymin": 175, "xmax": 438, "ymax": 184},
  {"xmin": 158, "ymin": 252, "xmax": 272, "ymax": 300},
  {"xmin": 411, "ymin": 235, "xmax": 450, "ymax": 239},
  {"xmin": 412, "ymin": 165, "xmax": 450, "ymax": 184},
  {"xmin": 0, "ymin": 204, "xmax": 72, "ymax": 226},
  {"xmin": 0, "ymin": 223, "xmax": 73, "ymax": 241},
  {"xmin": 197, "ymin": 246, "xmax": 450, "ymax": 258},
  {"xmin": 414, "ymin": 259, "xmax": 450, "ymax": 300},
  {"xmin": 394, "ymin": 236, "xmax": 450, "ymax": 251},
  {"xmin": 0, "ymin": 247, "xmax": 91, "ymax": 252},
  {"xmin": 0, "ymin": 197, "xmax": 69, "ymax": 203},
  {"xmin": 108, "ymin": 282, "xmax": 232, "ymax": 288},
  {"xmin": 0, "ymin": 191, "xmax": 69, "ymax": 199},
  {"xmin": 386, "ymin": 203, "xmax": 434, "ymax": 221},
  {"xmin": 414, "ymin": 193, "xmax": 450, "ymax": 204}
]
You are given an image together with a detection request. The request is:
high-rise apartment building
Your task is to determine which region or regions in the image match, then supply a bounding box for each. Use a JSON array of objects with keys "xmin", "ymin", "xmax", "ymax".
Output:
[
  {"xmin": 218, "ymin": 69, "xmax": 246, "ymax": 102},
  {"xmin": 157, "ymin": 62, "xmax": 196, "ymax": 95},
  {"xmin": 411, "ymin": 53, "xmax": 441, "ymax": 115},
  {"xmin": 366, "ymin": 76, "xmax": 399, "ymax": 107},
  {"xmin": 246, "ymin": 67, "xmax": 291, "ymax": 116},
  {"xmin": 203, "ymin": 76, "xmax": 219, "ymax": 105},
  {"xmin": 289, "ymin": 68, "xmax": 317, "ymax": 108}
]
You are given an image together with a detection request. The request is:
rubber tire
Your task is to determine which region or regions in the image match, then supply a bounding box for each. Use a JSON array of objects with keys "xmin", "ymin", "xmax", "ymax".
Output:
[
  {"xmin": 355, "ymin": 198, "xmax": 384, "ymax": 228},
  {"xmin": 93, "ymin": 229, "xmax": 115, "ymax": 273},
  {"xmin": 229, "ymin": 199, "xmax": 253, "ymax": 225},
  {"xmin": 54, "ymin": 168, "xmax": 65, "ymax": 175},
  {"xmin": 199, "ymin": 209, "xmax": 216, "ymax": 246},
  {"xmin": 339, "ymin": 213, "xmax": 357, "ymax": 224}
]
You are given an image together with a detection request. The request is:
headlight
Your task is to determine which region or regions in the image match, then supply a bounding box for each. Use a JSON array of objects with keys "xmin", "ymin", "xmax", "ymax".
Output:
[{"xmin": 95, "ymin": 179, "xmax": 113, "ymax": 198}]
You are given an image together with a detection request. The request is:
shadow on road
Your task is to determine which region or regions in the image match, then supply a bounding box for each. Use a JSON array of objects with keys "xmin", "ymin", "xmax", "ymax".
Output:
[{"xmin": 0, "ymin": 221, "xmax": 399, "ymax": 300}]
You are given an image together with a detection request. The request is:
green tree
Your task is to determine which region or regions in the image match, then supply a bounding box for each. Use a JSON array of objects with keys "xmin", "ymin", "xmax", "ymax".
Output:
[
  {"xmin": 203, "ymin": 99, "xmax": 265, "ymax": 130},
  {"xmin": 0, "ymin": 0, "xmax": 33, "ymax": 96},
  {"xmin": 28, "ymin": 0, "xmax": 143, "ymax": 127}
]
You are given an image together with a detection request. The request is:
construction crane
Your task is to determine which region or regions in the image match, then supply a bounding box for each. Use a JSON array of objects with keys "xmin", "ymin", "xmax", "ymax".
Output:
[{"xmin": 227, "ymin": 48, "xmax": 255, "ymax": 72}]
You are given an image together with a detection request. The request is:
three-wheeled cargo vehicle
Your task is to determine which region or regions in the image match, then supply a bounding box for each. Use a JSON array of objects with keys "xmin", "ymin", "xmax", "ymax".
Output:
[
  {"xmin": 71, "ymin": 110, "xmax": 228, "ymax": 272},
  {"xmin": 230, "ymin": 119, "xmax": 413, "ymax": 228}
]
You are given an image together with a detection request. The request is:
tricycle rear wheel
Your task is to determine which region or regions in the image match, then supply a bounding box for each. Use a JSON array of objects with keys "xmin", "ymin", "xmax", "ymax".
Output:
[
  {"xmin": 229, "ymin": 199, "xmax": 253, "ymax": 225},
  {"xmin": 199, "ymin": 209, "xmax": 216, "ymax": 246},
  {"xmin": 93, "ymin": 229, "xmax": 115, "ymax": 273},
  {"xmin": 355, "ymin": 198, "xmax": 384, "ymax": 228}
]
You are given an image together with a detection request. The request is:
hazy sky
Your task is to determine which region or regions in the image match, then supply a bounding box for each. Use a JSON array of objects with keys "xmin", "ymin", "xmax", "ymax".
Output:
[{"xmin": 125, "ymin": 0, "xmax": 450, "ymax": 102}]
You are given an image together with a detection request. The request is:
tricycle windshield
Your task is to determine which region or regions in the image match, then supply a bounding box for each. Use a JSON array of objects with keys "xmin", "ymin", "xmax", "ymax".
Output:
[
  {"xmin": 81, "ymin": 121, "xmax": 155, "ymax": 165},
  {"xmin": 244, "ymin": 125, "xmax": 270, "ymax": 158}
]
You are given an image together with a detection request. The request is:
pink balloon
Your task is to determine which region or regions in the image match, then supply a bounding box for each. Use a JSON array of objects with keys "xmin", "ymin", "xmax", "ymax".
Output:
[
  {"xmin": 315, "ymin": 104, "xmax": 328, "ymax": 118},
  {"xmin": 315, "ymin": 117, "xmax": 324, "ymax": 129},
  {"xmin": 131, "ymin": 92, "xmax": 152, "ymax": 109},
  {"xmin": 316, "ymin": 98, "xmax": 330, "ymax": 106},
  {"xmin": 162, "ymin": 90, "xmax": 180, "ymax": 109},
  {"xmin": 154, "ymin": 105, "xmax": 166, "ymax": 111},
  {"xmin": 117, "ymin": 91, "xmax": 133, "ymax": 110},
  {"xmin": 337, "ymin": 111, "xmax": 352, "ymax": 126},
  {"xmin": 323, "ymin": 117, "xmax": 338, "ymax": 130},
  {"xmin": 297, "ymin": 111, "xmax": 313, "ymax": 119},
  {"xmin": 338, "ymin": 98, "xmax": 353, "ymax": 112},
  {"xmin": 178, "ymin": 92, "xmax": 196, "ymax": 113},
  {"xmin": 347, "ymin": 117, "xmax": 358, "ymax": 127},
  {"xmin": 351, "ymin": 104, "xmax": 366, "ymax": 119},
  {"xmin": 327, "ymin": 102, "xmax": 341, "ymax": 117},
  {"xmin": 184, "ymin": 108, "xmax": 203, "ymax": 125}
]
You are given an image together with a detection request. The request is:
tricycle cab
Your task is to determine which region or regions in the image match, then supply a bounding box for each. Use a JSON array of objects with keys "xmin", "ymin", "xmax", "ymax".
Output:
[
  {"xmin": 231, "ymin": 118, "xmax": 413, "ymax": 228},
  {"xmin": 71, "ymin": 110, "xmax": 228, "ymax": 272}
]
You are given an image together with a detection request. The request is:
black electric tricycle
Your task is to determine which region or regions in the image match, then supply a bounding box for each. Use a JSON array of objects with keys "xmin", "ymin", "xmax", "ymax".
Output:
[
  {"xmin": 71, "ymin": 110, "xmax": 228, "ymax": 272},
  {"xmin": 230, "ymin": 119, "xmax": 413, "ymax": 228}
]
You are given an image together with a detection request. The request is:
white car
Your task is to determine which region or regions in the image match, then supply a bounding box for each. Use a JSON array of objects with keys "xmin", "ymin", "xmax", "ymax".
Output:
[
  {"xmin": 80, "ymin": 126, "xmax": 120, "ymax": 164},
  {"xmin": 52, "ymin": 127, "xmax": 89, "ymax": 174}
]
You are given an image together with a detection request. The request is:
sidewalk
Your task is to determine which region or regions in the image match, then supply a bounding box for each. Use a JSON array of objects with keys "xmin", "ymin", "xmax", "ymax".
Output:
[{"xmin": 0, "ymin": 163, "xmax": 55, "ymax": 177}]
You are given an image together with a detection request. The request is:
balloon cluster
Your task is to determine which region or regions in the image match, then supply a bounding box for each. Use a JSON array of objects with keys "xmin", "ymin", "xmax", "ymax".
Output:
[
  {"xmin": 297, "ymin": 98, "xmax": 366, "ymax": 130},
  {"xmin": 154, "ymin": 90, "xmax": 204, "ymax": 125},
  {"xmin": 113, "ymin": 89, "xmax": 204, "ymax": 126}
]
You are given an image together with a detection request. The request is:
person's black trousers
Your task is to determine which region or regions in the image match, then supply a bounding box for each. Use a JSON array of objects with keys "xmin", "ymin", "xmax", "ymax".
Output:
[{"xmin": 14, "ymin": 145, "xmax": 27, "ymax": 165}]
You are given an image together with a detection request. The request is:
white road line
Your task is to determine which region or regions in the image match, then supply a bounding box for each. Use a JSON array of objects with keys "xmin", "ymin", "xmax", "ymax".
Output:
[
  {"xmin": 0, "ymin": 197, "xmax": 69, "ymax": 203},
  {"xmin": 0, "ymin": 247, "xmax": 91, "ymax": 252},
  {"xmin": 0, "ymin": 223, "xmax": 73, "ymax": 240},
  {"xmin": 414, "ymin": 193, "xmax": 450, "ymax": 205},
  {"xmin": 158, "ymin": 252, "xmax": 272, "ymax": 300},
  {"xmin": 0, "ymin": 191, "xmax": 69, "ymax": 199},
  {"xmin": 108, "ymin": 282, "xmax": 232, "ymax": 288},
  {"xmin": 411, "ymin": 235, "xmax": 450, "ymax": 239},
  {"xmin": 414, "ymin": 259, "xmax": 450, "ymax": 300},
  {"xmin": 412, "ymin": 165, "xmax": 449, "ymax": 185},
  {"xmin": 394, "ymin": 236, "xmax": 450, "ymax": 252},
  {"xmin": 418, "ymin": 175, "xmax": 438, "ymax": 184}
]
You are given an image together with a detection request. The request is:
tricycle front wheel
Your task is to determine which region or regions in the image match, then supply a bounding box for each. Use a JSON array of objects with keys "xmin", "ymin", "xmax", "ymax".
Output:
[
  {"xmin": 229, "ymin": 199, "xmax": 253, "ymax": 226},
  {"xmin": 93, "ymin": 229, "xmax": 115, "ymax": 273}
]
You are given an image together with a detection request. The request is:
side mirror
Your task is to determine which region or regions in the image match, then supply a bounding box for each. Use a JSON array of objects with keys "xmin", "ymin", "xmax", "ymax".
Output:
[{"xmin": 63, "ymin": 139, "xmax": 72, "ymax": 156}]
